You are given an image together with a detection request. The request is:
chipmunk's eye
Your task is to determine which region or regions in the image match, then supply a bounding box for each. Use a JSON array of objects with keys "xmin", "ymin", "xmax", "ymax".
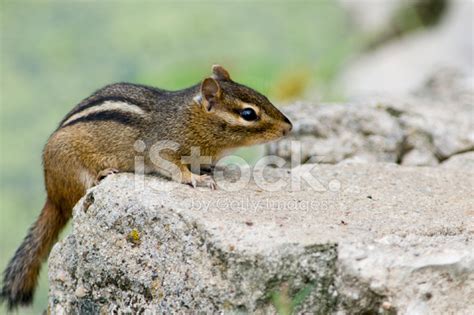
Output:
[{"xmin": 240, "ymin": 108, "xmax": 258, "ymax": 121}]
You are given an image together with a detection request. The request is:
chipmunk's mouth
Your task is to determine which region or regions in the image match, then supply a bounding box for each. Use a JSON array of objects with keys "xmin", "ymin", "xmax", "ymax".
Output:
[
  {"xmin": 281, "ymin": 122, "xmax": 292, "ymax": 136},
  {"xmin": 264, "ymin": 126, "xmax": 292, "ymax": 142},
  {"xmin": 275, "ymin": 118, "xmax": 292, "ymax": 138}
]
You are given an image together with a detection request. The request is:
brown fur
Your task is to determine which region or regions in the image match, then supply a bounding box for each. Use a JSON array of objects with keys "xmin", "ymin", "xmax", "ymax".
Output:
[
  {"xmin": 0, "ymin": 65, "xmax": 292, "ymax": 310},
  {"xmin": 0, "ymin": 199, "xmax": 67, "ymax": 309}
]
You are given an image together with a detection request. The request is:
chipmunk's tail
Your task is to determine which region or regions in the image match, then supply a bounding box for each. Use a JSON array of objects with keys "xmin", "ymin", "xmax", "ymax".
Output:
[{"xmin": 1, "ymin": 198, "xmax": 68, "ymax": 310}]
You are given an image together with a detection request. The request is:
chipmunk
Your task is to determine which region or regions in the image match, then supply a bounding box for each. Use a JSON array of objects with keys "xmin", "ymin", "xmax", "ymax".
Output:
[{"xmin": 0, "ymin": 65, "xmax": 292, "ymax": 310}]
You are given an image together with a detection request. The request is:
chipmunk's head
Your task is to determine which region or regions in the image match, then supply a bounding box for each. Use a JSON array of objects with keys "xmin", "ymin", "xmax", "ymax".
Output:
[{"xmin": 193, "ymin": 65, "xmax": 292, "ymax": 147}]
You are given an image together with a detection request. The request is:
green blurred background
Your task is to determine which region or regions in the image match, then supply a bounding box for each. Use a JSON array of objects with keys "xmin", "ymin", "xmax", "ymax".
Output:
[{"xmin": 0, "ymin": 0, "xmax": 445, "ymax": 313}]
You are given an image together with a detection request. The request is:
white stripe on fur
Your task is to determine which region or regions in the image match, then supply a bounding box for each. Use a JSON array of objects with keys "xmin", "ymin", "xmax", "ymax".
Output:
[{"xmin": 61, "ymin": 101, "xmax": 145, "ymax": 126}]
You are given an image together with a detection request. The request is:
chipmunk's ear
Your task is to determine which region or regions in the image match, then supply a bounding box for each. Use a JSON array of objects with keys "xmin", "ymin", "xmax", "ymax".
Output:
[
  {"xmin": 211, "ymin": 64, "xmax": 231, "ymax": 81},
  {"xmin": 199, "ymin": 77, "xmax": 221, "ymax": 111}
]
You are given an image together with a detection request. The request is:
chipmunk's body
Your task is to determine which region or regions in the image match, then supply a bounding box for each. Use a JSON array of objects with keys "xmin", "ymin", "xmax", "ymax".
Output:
[{"xmin": 0, "ymin": 65, "xmax": 292, "ymax": 310}]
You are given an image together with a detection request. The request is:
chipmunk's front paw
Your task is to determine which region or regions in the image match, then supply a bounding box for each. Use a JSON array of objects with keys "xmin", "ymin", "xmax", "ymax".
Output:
[
  {"xmin": 185, "ymin": 174, "xmax": 216, "ymax": 190},
  {"xmin": 95, "ymin": 168, "xmax": 119, "ymax": 185}
]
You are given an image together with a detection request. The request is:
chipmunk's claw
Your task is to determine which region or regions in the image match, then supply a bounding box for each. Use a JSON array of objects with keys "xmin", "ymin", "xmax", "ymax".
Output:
[
  {"xmin": 95, "ymin": 168, "xmax": 119, "ymax": 185},
  {"xmin": 187, "ymin": 174, "xmax": 216, "ymax": 190}
]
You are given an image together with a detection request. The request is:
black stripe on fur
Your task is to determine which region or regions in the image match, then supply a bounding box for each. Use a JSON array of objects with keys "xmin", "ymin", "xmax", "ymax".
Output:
[
  {"xmin": 59, "ymin": 96, "xmax": 147, "ymax": 126},
  {"xmin": 61, "ymin": 110, "xmax": 142, "ymax": 128}
]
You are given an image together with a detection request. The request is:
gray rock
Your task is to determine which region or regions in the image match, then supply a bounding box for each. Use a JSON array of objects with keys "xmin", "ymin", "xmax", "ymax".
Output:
[
  {"xmin": 268, "ymin": 102, "xmax": 405, "ymax": 165},
  {"xmin": 48, "ymin": 163, "xmax": 474, "ymax": 314},
  {"xmin": 270, "ymin": 92, "xmax": 473, "ymax": 166},
  {"xmin": 441, "ymin": 151, "xmax": 474, "ymax": 169},
  {"xmin": 401, "ymin": 149, "xmax": 438, "ymax": 166}
]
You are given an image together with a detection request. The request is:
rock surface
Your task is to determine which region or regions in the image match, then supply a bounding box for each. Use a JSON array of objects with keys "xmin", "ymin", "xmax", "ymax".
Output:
[
  {"xmin": 269, "ymin": 84, "xmax": 474, "ymax": 166},
  {"xmin": 48, "ymin": 162, "xmax": 474, "ymax": 314}
]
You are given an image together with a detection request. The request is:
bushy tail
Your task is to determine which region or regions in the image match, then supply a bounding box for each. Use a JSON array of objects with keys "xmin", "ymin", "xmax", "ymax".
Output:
[{"xmin": 1, "ymin": 199, "xmax": 68, "ymax": 310}]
